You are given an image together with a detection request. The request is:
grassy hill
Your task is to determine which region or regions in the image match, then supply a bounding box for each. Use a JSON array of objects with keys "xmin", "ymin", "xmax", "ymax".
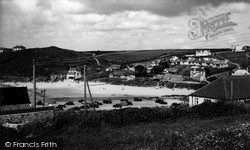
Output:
[
  {"xmin": 0, "ymin": 47, "xmax": 231, "ymax": 81},
  {"xmin": 0, "ymin": 46, "xmax": 98, "ymax": 79}
]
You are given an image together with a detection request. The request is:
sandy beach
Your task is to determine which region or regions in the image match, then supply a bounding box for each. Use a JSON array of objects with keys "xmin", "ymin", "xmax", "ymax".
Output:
[
  {"xmin": 7, "ymin": 81, "xmax": 194, "ymax": 98},
  {"xmin": 5, "ymin": 81, "xmax": 194, "ymax": 110}
]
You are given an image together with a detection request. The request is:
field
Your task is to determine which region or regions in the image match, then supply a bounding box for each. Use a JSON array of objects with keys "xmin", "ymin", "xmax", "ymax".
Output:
[
  {"xmin": 1, "ymin": 102, "xmax": 249, "ymax": 150},
  {"xmin": 218, "ymin": 51, "xmax": 250, "ymax": 67}
]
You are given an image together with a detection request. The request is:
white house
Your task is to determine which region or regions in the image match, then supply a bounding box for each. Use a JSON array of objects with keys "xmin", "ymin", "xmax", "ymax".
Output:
[
  {"xmin": 232, "ymin": 45, "xmax": 245, "ymax": 52},
  {"xmin": 66, "ymin": 68, "xmax": 82, "ymax": 80},
  {"xmin": 190, "ymin": 66, "xmax": 206, "ymax": 82},
  {"xmin": 232, "ymin": 69, "xmax": 249, "ymax": 76},
  {"xmin": 13, "ymin": 45, "xmax": 25, "ymax": 51},
  {"xmin": 195, "ymin": 50, "xmax": 211, "ymax": 57}
]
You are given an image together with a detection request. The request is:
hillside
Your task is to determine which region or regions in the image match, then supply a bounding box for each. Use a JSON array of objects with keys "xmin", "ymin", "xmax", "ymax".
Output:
[
  {"xmin": 0, "ymin": 47, "xmax": 232, "ymax": 81},
  {"xmin": 0, "ymin": 46, "xmax": 98, "ymax": 78}
]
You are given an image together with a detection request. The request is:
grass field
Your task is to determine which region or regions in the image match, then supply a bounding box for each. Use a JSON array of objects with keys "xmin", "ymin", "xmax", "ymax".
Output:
[{"xmin": 1, "ymin": 102, "xmax": 249, "ymax": 150}]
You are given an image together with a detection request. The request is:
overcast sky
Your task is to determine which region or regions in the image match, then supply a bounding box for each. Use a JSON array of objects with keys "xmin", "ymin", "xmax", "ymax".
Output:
[{"xmin": 1, "ymin": 0, "xmax": 250, "ymax": 51}]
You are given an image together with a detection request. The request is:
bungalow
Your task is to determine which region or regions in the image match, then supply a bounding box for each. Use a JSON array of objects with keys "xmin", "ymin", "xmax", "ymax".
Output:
[
  {"xmin": 106, "ymin": 64, "xmax": 121, "ymax": 71},
  {"xmin": 232, "ymin": 69, "xmax": 249, "ymax": 76},
  {"xmin": 189, "ymin": 75, "xmax": 250, "ymax": 107},
  {"xmin": 109, "ymin": 70, "xmax": 135, "ymax": 80}
]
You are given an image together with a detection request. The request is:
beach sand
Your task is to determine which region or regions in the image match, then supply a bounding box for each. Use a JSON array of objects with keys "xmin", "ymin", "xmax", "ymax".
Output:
[
  {"xmin": 6, "ymin": 81, "xmax": 194, "ymax": 110},
  {"xmin": 8, "ymin": 81, "xmax": 194, "ymax": 98}
]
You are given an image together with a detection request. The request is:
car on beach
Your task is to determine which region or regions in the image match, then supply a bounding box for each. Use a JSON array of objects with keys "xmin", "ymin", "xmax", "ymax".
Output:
[
  {"xmin": 113, "ymin": 103, "xmax": 122, "ymax": 108},
  {"xmin": 103, "ymin": 99, "xmax": 112, "ymax": 104},
  {"xmin": 154, "ymin": 97, "xmax": 168, "ymax": 104},
  {"xmin": 120, "ymin": 99, "xmax": 133, "ymax": 106},
  {"xmin": 134, "ymin": 97, "xmax": 142, "ymax": 101}
]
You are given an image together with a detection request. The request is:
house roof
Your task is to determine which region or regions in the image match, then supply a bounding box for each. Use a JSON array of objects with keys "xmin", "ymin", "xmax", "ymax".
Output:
[
  {"xmin": 0, "ymin": 87, "xmax": 31, "ymax": 106},
  {"xmin": 112, "ymin": 70, "xmax": 135, "ymax": 76},
  {"xmin": 190, "ymin": 75, "xmax": 250, "ymax": 101}
]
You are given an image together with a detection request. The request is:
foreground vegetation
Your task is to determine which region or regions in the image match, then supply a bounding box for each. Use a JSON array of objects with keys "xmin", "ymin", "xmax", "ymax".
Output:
[{"xmin": 1, "ymin": 102, "xmax": 250, "ymax": 149}]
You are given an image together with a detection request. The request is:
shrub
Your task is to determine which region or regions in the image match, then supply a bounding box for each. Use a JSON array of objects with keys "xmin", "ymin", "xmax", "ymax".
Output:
[{"xmin": 190, "ymin": 102, "xmax": 247, "ymax": 118}]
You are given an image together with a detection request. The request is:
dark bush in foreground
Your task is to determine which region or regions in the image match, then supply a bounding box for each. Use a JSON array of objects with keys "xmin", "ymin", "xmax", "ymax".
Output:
[{"xmin": 190, "ymin": 102, "xmax": 248, "ymax": 118}]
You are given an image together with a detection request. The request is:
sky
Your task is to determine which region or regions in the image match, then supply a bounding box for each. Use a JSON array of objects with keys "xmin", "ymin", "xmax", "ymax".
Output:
[{"xmin": 0, "ymin": 0, "xmax": 250, "ymax": 51}]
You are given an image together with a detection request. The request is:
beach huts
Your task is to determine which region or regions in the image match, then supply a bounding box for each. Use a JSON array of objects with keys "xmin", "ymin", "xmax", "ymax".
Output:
[{"xmin": 189, "ymin": 75, "xmax": 250, "ymax": 107}]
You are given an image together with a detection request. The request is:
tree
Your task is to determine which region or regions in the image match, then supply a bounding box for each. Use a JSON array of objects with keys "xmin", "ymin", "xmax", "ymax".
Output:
[{"xmin": 134, "ymin": 65, "xmax": 148, "ymax": 77}]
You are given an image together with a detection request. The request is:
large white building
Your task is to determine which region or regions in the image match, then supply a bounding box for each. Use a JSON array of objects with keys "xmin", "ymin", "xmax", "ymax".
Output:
[
  {"xmin": 66, "ymin": 68, "xmax": 82, "ymax": 80},
  {"xmin": 13, "ymin": 45, "xmax": 25, "ymax": 51},
  {"xmin": 195, "ymin": 50, "xmax": 211, "ymax": 57}
]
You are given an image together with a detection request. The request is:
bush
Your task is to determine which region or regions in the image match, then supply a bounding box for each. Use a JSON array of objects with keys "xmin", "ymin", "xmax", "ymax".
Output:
[{"xmin": 190, "ymin": 102, "xmax": 247, "ymax": 118}]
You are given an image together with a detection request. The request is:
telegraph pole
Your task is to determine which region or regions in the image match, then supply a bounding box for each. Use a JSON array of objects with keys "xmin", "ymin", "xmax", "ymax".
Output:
[
  {"xmin": 43, "ymin": 89, "xmax": 46, "ymax": 108},
  {"xmin": 33, "ymin": 59, "xmax": 36, "ymax": 108},
  {"xmin": 87, "ymin": 80, "xmax": 95, "ymax": 111},
  {"xmin": 84, "ymin": 65, "xmax": 87, "ymax": 114}
]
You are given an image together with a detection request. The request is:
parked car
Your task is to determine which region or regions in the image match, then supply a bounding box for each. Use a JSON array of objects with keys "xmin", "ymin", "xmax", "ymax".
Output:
[
  {"xmin": 65, "ymin": 101, "xmax": 74, "ymax": 105},
  {"xmin": 56, "ymin": 104, "xmax": 66, "ymax": 110},
  {"xmin": 80, "ymin": 105, "xmax": 90, "ymax": 109},
  {"xmin": 171, "ymin": 103, "xmax": 181, "ymax": 107},
  {"xmin": 113, "ymin": 103, "xmax": 122, "ymax": 108},
  {"xmin": 120, "ymin": 99, "xmax": 133, "ymax": 106},
  {"xmin": 89, "ymin": 103, "xmax": 99, "ymax": 108},
  {"xmin": 103, "ymin": 99, "xmax": 112, "ymax": 104},
  {"xmin": 36, "ymin": 100, "xmax": 44, "ymax": 105},
  {"xmin": 78, "ymin": 99, "xmax": 85, "ymax": 103},
  {"xmin": 134, "ymin": 97, "xmax": 142, "ymax": 101},
  {"xmin": 95, "ymin": 101, "xmax": 103, "ymax": 105},
  {"xmin": 154, "ymin": 98, "xmax": 168, "ymax": 104},
  {"xmin": 69, "ymin": 107, "xmax": 81, "ymax": 111}
]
